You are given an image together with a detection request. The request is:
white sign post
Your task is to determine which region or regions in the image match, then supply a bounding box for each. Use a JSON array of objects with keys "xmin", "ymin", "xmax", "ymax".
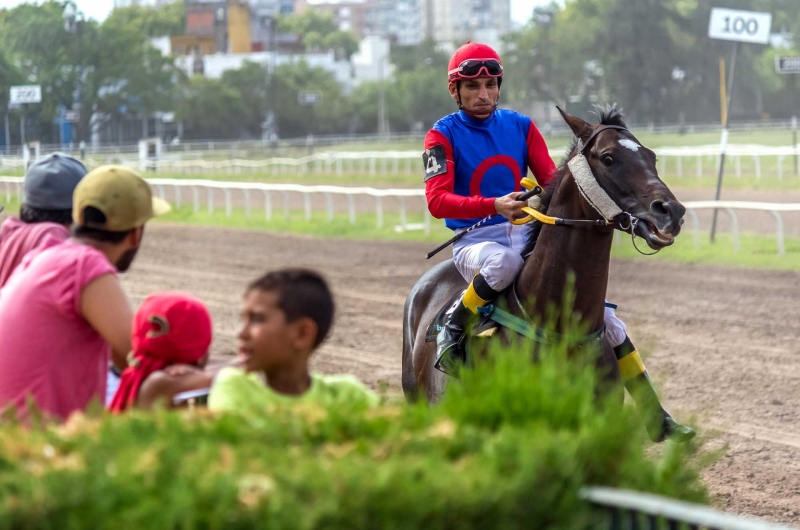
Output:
[
  {"xmin": 708, "ymin": 8, "xmax": 772, "ymax": 45},
  {"xmin": 9, "ymin": 85, "xmax": 42, "ymax": 105},
  {"xmin": 707, "ymin": 8, "xmax": 772, "ymax": 242},
  {"xmin": 9, "ymin": 85, "xmax": 42, "ymax": 150}
]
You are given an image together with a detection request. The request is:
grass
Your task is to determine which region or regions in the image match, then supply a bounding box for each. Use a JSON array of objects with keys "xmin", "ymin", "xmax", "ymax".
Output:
[
  {"xmin": 612, "ymin": 231, "xmax": 800, "ymax": 271},
  {"xmin": 1, "ymin": 195, "xmax": 795, "ymax": 270},
  {"xmin": 161, "ymin": 205, "xmax": 452, "ymax": 243}
]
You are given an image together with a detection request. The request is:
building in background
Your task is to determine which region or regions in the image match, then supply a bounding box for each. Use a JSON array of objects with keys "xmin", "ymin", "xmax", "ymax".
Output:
[
  {"xmin": 171, "ymin": 0, "xmax": 298, "ymax": 60},
  {"xmin": 114, "ymin": 0, "xmax": 177, "ymax": 7},
  {"xmin": 368, "ymin": 0, "xmax": 421, "ymax": 45},
  {"xmin": 295, "ymin": 0, "xmax": 375, "ymax": 38},
  {"xmin": 421, "ymin": 0, "xmax": 510, "ymax": 50}
]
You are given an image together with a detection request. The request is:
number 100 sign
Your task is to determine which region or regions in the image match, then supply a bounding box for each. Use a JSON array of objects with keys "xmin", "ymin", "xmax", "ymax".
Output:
[{"xmin": 708, "ymin": 7, "xmax": 772, "ymax": 45}]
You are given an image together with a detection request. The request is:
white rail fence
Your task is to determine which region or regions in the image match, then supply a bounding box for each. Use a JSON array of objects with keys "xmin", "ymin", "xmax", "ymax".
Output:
[
  {"xmin": 1, "ymin": 144, "xmax": 798, "ymax": 178},
  {"xmin": 0, "ymin": 177, "xmax": 431, "ymax": 233},
  {"xmin": 0, "ymin": 176, "xmax": 796, "ymax": 252},
  {"xmin": 581, "ymin": 487, "xmax": 797, "ymax": 530}
]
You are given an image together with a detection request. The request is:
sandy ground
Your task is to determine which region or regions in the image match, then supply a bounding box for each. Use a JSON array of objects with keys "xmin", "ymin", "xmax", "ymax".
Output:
[{"xmin": 121, "ymin": 223, "xmax": 800, "ymax": 525}]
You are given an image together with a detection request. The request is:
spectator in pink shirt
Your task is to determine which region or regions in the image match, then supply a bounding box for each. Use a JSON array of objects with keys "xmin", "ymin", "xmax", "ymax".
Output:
[
  {"xmin": 0, "ymin": 153, "xmax": 87, "ymax": 287},
  {"xmin": 0, "ymin": 165, "xmax": 170, "ymax": 422}
]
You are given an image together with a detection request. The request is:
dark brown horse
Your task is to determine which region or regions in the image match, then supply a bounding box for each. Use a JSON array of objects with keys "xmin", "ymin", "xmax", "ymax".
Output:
[{"xmin": 402, "ymin": 107, "xmax": 685, "ymax": 403}]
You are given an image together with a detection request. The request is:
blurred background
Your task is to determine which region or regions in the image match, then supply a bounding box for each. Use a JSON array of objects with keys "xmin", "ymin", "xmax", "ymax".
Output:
[{"xmin": 0, "ymin": 0, "xmax": 796, "ymax": 150}]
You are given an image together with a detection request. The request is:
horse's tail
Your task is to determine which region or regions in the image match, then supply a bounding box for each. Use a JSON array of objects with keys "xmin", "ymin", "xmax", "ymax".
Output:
[{"xmin": 401, "ymin": 286, "xmax": 420, "ymax": 400}]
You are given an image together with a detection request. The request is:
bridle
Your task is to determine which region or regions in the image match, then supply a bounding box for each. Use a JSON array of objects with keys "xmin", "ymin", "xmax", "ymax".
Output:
[{"xmin": 511, "ymin": 124, "xmax": 663, "ymax": 256}]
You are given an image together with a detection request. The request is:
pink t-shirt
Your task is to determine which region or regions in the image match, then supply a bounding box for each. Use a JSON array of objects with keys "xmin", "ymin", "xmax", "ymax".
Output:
[
  {"xmin": 0, "ymin": 217, "xmax": 70, "ymax": 288},
  {"xmin": 0, "ymin": 241, "xmax": 116, "ymax": 421}
]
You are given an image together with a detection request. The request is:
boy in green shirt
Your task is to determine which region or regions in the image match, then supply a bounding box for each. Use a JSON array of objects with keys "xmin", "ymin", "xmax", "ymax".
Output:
[{"xmin": 209, "ymin": 268, "xmax": 378, "ymax": 412}]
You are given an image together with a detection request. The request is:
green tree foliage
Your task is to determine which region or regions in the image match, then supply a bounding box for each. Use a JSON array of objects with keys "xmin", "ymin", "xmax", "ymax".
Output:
[
  {"xmin": 504, "ymin": 0, "xmax": 799, "ymax": 124},
  {"xmin": 269, "ymin": 60, "xmax": 351, "ymax": 138},
  {"xmin": 104, "ymin": 1, "xmax": 185, "ymax": 37},
  {"xmin": 278, "ymin": 10, "xmax": 358, "ymax": 58},
  {"xmin": 176, "ymin": 77, "xmax": 249, "ymax": 139},
  {"xmin": 221, "ymin": 61, "xmax": 270, "ymax": 138}
]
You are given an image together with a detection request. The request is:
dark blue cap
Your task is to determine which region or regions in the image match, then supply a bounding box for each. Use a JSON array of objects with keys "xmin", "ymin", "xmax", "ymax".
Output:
[{"xmin": 23, "ymin": 153, "xmax": 87, "ymax": 210}]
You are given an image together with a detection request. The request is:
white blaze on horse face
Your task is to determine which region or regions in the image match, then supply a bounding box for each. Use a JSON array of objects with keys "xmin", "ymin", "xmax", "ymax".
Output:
[{"xmin": 619, "ymin": 139, "xmax": 641, "ymax": 152}]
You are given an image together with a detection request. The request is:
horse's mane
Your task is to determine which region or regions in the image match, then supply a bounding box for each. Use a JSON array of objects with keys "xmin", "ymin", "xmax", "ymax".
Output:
[{"xmin": 521, "ymin": 106, "xmax": 625, "ymax": 256}]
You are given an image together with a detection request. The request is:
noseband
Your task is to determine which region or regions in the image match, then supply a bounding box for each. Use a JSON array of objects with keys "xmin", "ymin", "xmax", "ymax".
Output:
[{"xmin": 511, "ymin": 124, "xmax": 661, "ymax": 256}]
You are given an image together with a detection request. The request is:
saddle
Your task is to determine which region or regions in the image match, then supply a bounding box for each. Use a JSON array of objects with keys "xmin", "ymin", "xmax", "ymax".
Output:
[{"xmin": 425, "ymin": 285, "xmax": 608, "ymax": 346}]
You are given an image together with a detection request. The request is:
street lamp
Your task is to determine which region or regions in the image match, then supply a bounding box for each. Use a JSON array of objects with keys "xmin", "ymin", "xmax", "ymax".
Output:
[{"xmin": 63, "ymin": 1, "xmax": 85, "ymax": 146}]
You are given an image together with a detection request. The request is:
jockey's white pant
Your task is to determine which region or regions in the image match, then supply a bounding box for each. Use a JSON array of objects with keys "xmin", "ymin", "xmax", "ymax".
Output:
[{"xmin": 452, "ymin": 222, "xmax": 628, "ymax": 348}]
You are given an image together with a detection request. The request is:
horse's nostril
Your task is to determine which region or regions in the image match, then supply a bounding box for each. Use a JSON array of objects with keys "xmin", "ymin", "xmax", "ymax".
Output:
[{"xmin": 651, "ymin": 200, "xmax": 670, "ymax": 217}]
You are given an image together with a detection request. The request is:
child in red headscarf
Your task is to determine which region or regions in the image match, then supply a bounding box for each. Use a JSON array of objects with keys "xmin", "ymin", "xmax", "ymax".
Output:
[{"xmin": 109, "ymin": 292, "xmax": 213, "ymax": 412}]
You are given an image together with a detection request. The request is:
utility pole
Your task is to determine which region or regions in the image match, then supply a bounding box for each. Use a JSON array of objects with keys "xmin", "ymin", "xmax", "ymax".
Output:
[{"xmin": 378, "ymin": 56, "xmax": 388, "ymax": 137}]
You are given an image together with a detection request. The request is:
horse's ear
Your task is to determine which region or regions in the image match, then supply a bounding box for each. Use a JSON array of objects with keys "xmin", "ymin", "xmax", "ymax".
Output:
[{"xmin": 557, "ymin": 106, "xmax": 593, "ymax": 141}]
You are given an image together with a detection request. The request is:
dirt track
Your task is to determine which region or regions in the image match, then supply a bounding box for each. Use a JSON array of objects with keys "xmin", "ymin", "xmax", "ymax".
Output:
[{"xmin": 123, "ymin": 223, "xmax": 800, "ymax": 524}]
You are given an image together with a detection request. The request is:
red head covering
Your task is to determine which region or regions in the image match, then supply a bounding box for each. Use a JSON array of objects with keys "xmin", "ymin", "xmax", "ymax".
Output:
[
  {"xmin": 109, "ymin": 291, "xmax": 212, "ymax": 413},
  {"xmin": 447, "ymin": 41, "xmax": 503, "ymax": 82}
]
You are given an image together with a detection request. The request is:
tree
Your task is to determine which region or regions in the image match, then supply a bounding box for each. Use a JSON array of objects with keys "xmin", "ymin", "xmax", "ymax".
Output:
[
  {"xmin": 268, "ymin": 60, "xmax": 351, "ymax": 137},
  {"xmin": 221, "ymin": 61, "xmax": 270, "ymax": 138},
  {"xmin": 176, "ymin": 77, "xmax": 249, "ymax": 139},
  {"xmin": 277, "ymin": 11, "xmax": 358, "ymax": 58}
]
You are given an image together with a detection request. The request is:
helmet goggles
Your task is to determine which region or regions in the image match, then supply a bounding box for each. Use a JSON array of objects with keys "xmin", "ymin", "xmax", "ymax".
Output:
[{"xmin": 448, "ymin": 58, "xmax": 503, "ymax": 80}]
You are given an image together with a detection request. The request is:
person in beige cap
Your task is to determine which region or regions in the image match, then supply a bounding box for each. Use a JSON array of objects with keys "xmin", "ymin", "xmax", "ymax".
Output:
[{"xmin": 0, "ymin": 166, "xmax": 169, "ymax": 422}]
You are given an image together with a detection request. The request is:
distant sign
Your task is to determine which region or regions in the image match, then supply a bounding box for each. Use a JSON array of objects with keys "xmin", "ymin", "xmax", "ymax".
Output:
[
  {"xmin": 160, "ymin": 111, "xmax": 175, "ymax": 123},
  {"xmin": 775, "ymin": 56, "xmax": 800, "ymax": 75},
  {"xmin": 298, "ymin": 91, "xmax": 322, "ymax": 106},
  {"xmin": 9, "ymin": 85, "xmax": 42, "ymax": 105},
  {"xmin": 63, "ymin": 110, "xmax": 79, "ymax": 123},
  {"xmin": 708, "ymin": 8, "xmax": 772, "ymax": 45}
]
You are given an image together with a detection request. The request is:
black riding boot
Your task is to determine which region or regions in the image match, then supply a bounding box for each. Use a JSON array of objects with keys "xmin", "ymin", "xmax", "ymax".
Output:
[
  {"xmin": 434, "ymin": 296, "xmax": 473, "ymax": 376},
  {"xmin": 434, "ymin": 274, "xmax": 500, "ymax": 376},
  {"xmin": 615, "ymin": 337, "xmax": 696, "ymax": 443}
]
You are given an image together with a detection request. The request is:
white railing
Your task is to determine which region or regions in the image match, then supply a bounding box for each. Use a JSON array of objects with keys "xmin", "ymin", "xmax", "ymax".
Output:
[
  {"xmin": 2, "ymin": 144, "xmax": 797, "ymax": 178},
  {"xmin": 0, "ymin": 177, "xmax": 431, "ymax": 232},
  {"xmin": 581, "ymin": 487, "xmax": 797, "ymax": 530},
  {"xmin": 680, "ymin": 201, "xmax": 800, "ymax": 256},
  {"xmin": 0, "ymin": 176, "xmax": 796, "ymax": 251}
]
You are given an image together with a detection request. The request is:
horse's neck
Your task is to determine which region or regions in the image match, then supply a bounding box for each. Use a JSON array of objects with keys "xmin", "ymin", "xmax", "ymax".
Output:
[{"xmin": 516, "ymin": 174, "xmax": 614, "ymax": 333}]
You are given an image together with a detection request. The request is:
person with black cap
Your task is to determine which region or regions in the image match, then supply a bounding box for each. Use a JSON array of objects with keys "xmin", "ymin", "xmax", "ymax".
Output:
[
  {"xmin": 0, "ymin": 153, "xmax": 87, "ymax": 287},
  {"xmin": 0, "ymin": 165, "xmax": 170, "ymax": 422}
]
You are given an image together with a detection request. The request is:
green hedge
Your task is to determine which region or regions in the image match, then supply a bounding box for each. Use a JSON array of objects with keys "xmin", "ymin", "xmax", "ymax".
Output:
[{"xmin": 0, "ymin": 338, "xmax": 706, "ymax": 529}]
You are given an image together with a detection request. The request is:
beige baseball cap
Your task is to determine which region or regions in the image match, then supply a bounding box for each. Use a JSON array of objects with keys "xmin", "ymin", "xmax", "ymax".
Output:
[{"xmin": 73, "ymin": 165, "xmax": 171, "ymax": 231}]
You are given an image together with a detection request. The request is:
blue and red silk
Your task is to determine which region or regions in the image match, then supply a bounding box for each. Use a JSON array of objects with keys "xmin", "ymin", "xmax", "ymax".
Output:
[{"xmin": 425, "ymin": 109, "xmax": 556, "ymax": 230}]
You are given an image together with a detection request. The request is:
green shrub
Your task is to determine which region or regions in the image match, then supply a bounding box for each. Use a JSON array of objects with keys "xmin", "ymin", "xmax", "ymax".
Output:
[{"xmin": 0, "ymin": 337, "xmax": 706, "ymax": 529}]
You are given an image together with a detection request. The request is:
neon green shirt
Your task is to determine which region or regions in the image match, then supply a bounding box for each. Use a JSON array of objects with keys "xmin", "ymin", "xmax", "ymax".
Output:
[{"xmin": 208, "ymin": 367, "xmax": 379, "ymax": 413}]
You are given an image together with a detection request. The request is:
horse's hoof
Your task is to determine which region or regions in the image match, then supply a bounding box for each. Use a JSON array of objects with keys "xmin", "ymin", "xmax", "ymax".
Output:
[{"xmin": 651, "ymin": 416, "xmax": 696, "ymax": 444}]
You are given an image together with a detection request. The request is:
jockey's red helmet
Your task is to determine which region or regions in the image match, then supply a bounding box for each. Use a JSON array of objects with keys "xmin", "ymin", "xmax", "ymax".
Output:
[{"xmin": 447, "ymin": 41, "xmax": 503, "ymax": 83}]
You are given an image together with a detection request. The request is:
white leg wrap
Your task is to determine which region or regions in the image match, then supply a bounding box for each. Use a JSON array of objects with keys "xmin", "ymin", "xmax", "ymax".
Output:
[{"xmin": 604, "ymin": 304, "xmax": 628, "ymax": 348}]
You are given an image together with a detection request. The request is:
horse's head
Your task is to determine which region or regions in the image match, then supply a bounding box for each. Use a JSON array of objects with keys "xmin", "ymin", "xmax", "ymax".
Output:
[{"xmin": 557, "ymin": 107, "xmax": 684, "ymax": 250}]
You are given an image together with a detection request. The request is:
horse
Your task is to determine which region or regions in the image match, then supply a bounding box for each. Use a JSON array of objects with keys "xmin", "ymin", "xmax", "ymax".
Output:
[{"xmin": 402, "ymin": 106, "xmax": 685, "ymax": 404}]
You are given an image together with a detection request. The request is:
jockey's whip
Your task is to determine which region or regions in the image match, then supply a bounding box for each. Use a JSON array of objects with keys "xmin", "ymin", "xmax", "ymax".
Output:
[{"xmin": 425, "ymin": 186, "xmax": 542, "ymax": 259}]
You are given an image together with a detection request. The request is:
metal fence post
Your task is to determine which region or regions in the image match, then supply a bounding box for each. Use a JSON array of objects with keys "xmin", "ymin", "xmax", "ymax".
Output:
[
  {"xmin": 687, "ymin": 209, "xmax": 701, "ymax": 251},
  {"xmin": 770, "ymin": 210, "xmax": 785, "ymax": 257},
  {"xmin": 375, "ymin": 196, "xmax": 383, "ymax": 228},
  {"xmin": 347, "ymin": 195, "xmax": 356, "ymax": 224}
]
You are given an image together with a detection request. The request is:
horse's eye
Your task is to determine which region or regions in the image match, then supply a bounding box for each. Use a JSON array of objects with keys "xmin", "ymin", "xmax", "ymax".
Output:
[{"xmin": 602, "ymin": 155, "xmax": 614, "ymax": 166}]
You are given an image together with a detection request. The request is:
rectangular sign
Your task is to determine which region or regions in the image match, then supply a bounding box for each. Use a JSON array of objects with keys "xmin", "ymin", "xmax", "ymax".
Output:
[
  {"xmin": 708, "ymin": 8, "xmax": 772, "ymax": 44},
  {"xmin": 9, "ymin": 85, "xmax": 42, "ymax": 104},
  {"xmin": 297, "ymin": 91, "xmax": 322, "ymax": 106},
  {"xmin": 64, "ymin": 110, "xmax": 79, "ymax": 123},
  {"xmin": 775, "ymin": 56, "xmax": 800, "ymax": 74}
]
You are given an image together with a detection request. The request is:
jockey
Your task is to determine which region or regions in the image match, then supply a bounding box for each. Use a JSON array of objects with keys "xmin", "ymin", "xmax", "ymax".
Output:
[{"xmin": 423, "ymin": 41, "xmax": 695, "ymax": 443}]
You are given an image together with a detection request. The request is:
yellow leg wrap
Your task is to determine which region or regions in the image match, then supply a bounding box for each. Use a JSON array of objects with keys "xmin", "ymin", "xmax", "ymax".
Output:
[
  {"xmin": 462, "ymin": 281, "xmax": 491, "ymax": 315},
  {"xmin": 618, "ymin": 350, "xmax": 646, "ymax": 382}
]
